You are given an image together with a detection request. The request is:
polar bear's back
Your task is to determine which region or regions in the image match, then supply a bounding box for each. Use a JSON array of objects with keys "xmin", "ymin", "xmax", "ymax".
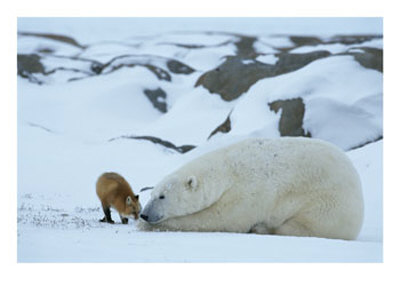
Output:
[
  {"xmin": 203, "ymin": 137, "xmax": 360, "ymax": 188},
  {"xmin": 192, "ymin": 137, "xmax": 364, "ymax": 239}
]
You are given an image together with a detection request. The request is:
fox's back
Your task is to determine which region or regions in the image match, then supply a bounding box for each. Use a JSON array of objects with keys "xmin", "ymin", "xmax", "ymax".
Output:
[{"xmin": 96, "ymin": 172, "xmax": 133, "ymax": 203}]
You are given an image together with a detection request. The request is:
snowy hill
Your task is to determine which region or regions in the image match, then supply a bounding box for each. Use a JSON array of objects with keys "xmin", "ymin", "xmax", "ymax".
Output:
[{"xmin": 17, "ymin": 18, "xmax": 383, "ymax": 262}]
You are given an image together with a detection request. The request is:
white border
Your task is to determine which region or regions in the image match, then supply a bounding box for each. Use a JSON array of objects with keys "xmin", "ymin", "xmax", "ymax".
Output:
[{"xmin": 2, "ymin": 1, "xmax": 398, "ymax": 300}]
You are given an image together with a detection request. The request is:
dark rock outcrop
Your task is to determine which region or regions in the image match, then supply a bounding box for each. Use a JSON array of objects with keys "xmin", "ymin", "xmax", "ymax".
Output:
[
  {"xmin": 268, "ymin": 97, "xmax": 311, "ymax": 137},
  {"xmin": 195, "ymin": 57, "xmax": 272, "ymax": 101},
  {"xmin": 18, "ymin": 32, "xmax": 85, "ymax": 49},
  {"xmin": 234, "ymin": 35, "xmax": 258, "ymax": 58},
  {"xmin": 208, "ymin": 111, "xmax": 232, "ymax": 139},
  {"xmin": 330, "ymin": 35, "xmax": 382, "ymax": 45},
  {"xmin": 274, "ymin": 51, "xmax": 331, "ymax": 74},
  {"xmin": 143, "ymin": 65, "xmax": 171, "ymax": 81},
  {"xmin": 287, "ymin": 34, "xmax": 382, "ymax": 48},
  {"xmin": 100, "ymin": 56, "xmax": 195, "ymax": 81},
  {"xmin": 289, "ymin": 36, "xmax": 324, "ymax": 47},
  {"xmin": 143, "ymin": 88, "xmax": 168, "ymax": 113},
  {"xmin": 17, "ymin": 54, "xmax": 45, "ymax": 75},
  {"xmin": 166, "ymin": 60, "xmax": 195, "ymax": 74},
  {"xmin": 109, "ymin": 135, "xmax": 196, "ymax": 154},
  {"xmin": 347, "ymin": 47, "xmax": 383, "ymax": 72},
  {"xmin": 195, "ymin": 51, "xmax": 331, "ymax": 101},
  {"xmin": 274, "ymin": 34, "xmax": 382, "ymax": 52},
  {"xmin": 17, "ymin": 54, "xmax": 45, "ymax": 84},
  {"xmin": 100, "ymin": 56, "xmax": 172, "ymax": 81}
]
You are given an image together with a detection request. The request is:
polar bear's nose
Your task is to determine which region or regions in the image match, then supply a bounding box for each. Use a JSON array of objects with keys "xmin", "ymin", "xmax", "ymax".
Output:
[{"xmin": 140, "ymin": 214, "xmax": 149, "ymax": 221}]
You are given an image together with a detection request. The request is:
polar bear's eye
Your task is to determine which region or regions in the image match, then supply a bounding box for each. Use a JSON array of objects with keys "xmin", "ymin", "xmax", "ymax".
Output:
[{"xmin": 159, "ymin": 195, "xmax": 165, "ymax": 199}]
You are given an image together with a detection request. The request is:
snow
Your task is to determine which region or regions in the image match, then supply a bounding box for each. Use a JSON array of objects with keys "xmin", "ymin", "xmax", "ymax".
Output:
[
  {"xmin": 256, "ymin": 54, "xmax": 279, "ymax": 64},
  {"xmin": 17, "ymin": 18, "xmax": 383, "ymax": 262},
  {"xmin": 303, "ymin": 94, "xmax": 382, "ymax": 149},
  {"xmin": 18, "ymin": 227, "xmax": 381, "ymax": 263},
  {"xmin": 348, "ymin": 141, "xmax": 383, "ymax": 242},
  {"xmin": 220, "ymin": 55, "xmax": 382, "ymax": 150},
  {"xmin": 17, "ymin": 36, "xmax": 82, "ymax": 57}
]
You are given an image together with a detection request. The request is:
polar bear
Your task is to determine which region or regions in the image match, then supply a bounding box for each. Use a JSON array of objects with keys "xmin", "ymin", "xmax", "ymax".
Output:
[{"xmin": 140, "ymin": 137, "xmax": 364, "ymax": 240}]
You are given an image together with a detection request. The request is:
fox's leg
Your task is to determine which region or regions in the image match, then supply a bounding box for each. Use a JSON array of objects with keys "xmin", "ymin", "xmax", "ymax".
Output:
[
  {"xmin": 100, "ymin": 205, "xmax": 114, "ymax": 224},
  {"xmin": 119, "ymin": 214, "xmax": 129, "ymax": 224}
]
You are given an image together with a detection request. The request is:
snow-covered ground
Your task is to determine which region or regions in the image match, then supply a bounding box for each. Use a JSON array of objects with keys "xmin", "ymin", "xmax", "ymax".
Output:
[{"xmin": 17, "ymin": 18, "xmax": 383, "ymax": 262}]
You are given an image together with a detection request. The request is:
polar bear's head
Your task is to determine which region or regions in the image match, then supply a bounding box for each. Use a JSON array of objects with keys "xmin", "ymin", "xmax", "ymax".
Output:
[{"xmin": 140, "ymin": 173, "xmax": 211, "ymax": 224}]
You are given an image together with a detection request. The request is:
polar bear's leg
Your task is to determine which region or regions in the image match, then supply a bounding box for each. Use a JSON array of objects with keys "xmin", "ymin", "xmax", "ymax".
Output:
[{"xmin": 274, "ymin": 217, "xmax": 315, "ymax": 237}]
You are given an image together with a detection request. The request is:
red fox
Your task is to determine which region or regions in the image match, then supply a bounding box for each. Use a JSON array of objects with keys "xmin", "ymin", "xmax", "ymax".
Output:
[{"xmin": 96, "ymin": 172, "xmax": 141, "ymax": 224}]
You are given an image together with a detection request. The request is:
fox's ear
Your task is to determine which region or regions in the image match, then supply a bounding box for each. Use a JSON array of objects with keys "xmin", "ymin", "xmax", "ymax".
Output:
[
  {"xmin": 126, "ymin": 196, "xmax": 133, "ymax": 205},
  {"xmin": 135, "ymin": 194, "xmax": 139, "ymax": 200}
]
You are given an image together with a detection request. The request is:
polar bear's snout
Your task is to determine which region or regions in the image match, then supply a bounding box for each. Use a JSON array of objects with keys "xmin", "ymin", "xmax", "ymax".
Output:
[{"xmin": 140, "ymin": 201, "xmax": 164, "ymax": 224}]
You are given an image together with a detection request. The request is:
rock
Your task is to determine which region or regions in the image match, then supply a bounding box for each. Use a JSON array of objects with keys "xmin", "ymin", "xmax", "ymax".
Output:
[
  {"xmin": 17, "ymin": 54, "xmax": 45, "ymax": 84},
  {"xmin": 166, "ymin": 60, "xmax": 195, "ymax": 74},
  {"xmin": 268, "ymin": 97, "xmax": 311, "ymax": 137},
  {"xmin": 274, "ymin": 51, "xmax": 331, "ymax": 74},
  {"xmin": 101, "ymin": 55, "xmax": 196, "ymax": 81},
  {"xmin": 348, "ymin": 47, "xmax": 383, "ymax": 72},
  {"xmin": 276, "ymin": 34, "xmax": 382, "ymax": 52},
  {"xmin": 195, "ymin": 56, "xmax": 272, "ymax": 101},
  {"xmin": 90, "ymin": 62, "xmax": 104, "ymax": 74},
  {"xmin": 143, "ymin": 88, "xmax": 168, "ymax": 113},
  {"xmin": 330, "ymin": 35, "xmax": 382, "ymax": 45},
  {"xmin": 18, "ymin": 32, "xmax": 85, "ymax": 49},
  {"xmin": 37, "ymin": 48, "xmax": 54, "ymax": 54},
  {"xmin": 101, "ymin": 58, "xmax": 172, "ymax": 81},
  {"xmin": 234, "ymin": 35, "xmax": 257, "ymax": 58},
  {"xmin": 289, "ymin": 35, "xmax": 324, "ymax": 47},
  {"xmin": 195, "ymin": 51, "xmax": 331, "ymax": 101},
  {"xmin": 109, "ymin": 135, "xmax": 196, "ymax": 154},
  {"xmin": 17, "ymin": 54, "xmax": 45, "ymax": 75},
  {"xmin": 208, "ymin": 111, "xmax": 232, "ymax": 139},
  {"xmin": 144, "ymin": 65, "xmax": 171, "ymax": 81}
]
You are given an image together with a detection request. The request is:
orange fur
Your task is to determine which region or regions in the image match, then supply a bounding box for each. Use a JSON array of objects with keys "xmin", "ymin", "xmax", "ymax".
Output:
[{"xmin": 96, "ymin": 172, "xmax": 141, "ymax": 223}]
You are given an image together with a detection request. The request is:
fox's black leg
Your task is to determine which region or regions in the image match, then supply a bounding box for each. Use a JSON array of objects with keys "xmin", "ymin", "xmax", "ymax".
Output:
[
  {"xmin": 120, "ymin": 214, "xmax": 129, "ymax": 224},
  {"xmin": 100, "ymin": 206, "xmax": 114, "ymax": 224}
]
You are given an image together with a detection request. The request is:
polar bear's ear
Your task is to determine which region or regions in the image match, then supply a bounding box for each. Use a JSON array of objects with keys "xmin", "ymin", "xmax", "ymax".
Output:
[{"xmin": 187, "ymin": 176, "xmax": 198, "ymax": 190}]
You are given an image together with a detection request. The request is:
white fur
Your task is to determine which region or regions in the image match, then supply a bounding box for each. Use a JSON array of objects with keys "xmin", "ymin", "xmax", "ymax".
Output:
[{"xmin": 140, "ymin": 137, "xmax": 364, "ymax": 240}]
